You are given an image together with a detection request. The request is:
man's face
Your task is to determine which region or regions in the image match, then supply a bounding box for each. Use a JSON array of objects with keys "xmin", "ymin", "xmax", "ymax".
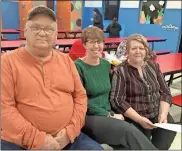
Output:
[{"xmin": 24, "ymin": 15, "xmax": 57, "ymax": 49}]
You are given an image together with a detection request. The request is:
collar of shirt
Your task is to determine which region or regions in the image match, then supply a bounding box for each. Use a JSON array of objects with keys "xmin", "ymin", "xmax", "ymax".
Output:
[
  {"xmin": 126, "ymin": 61, "xmax": 148, "ymax": 71},
  {"xmin": 18, "ymin": 47, "xmax": 55, "ymax": 64}
]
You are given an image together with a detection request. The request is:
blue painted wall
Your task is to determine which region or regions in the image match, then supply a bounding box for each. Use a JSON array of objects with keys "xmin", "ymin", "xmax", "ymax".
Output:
[
  {"xmin": 115, "ymin": 8, "xmax": 181, "ymax": 53},
  {"xmin": 1, "ymin": 1, "xmax": 20, "ymax": 40},
  {"xmin": 1, "ymin": 1, "xmax": 181, "ymax": 53},
  {"xmin": 82, "ymin": 1, "xmax": 181, "ymax": 53},
  {"xmin": 82, "ymin": 1, "xmax": 125, "ymax": 38}
]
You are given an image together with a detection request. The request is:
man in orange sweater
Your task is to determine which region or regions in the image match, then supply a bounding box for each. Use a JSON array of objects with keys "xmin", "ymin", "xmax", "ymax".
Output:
[{"xmin": 1, "ymin": 5, "xmax": 103, "ymax": 150}]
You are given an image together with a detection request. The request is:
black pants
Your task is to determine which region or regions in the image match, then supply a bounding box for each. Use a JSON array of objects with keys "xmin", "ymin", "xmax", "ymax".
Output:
[
  {"xmin": 125, "ymin": 113, "xmax": 177, "ymax": 150},
  {"xmin": 82, "ymin": 116, "xmax": 157, "ymax": 150}
]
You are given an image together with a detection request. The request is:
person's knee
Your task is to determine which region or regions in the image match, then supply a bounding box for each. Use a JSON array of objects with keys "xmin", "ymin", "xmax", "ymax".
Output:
[
  {"xmin": 124, "ymin": 123, "xmax": 146, "ymax": 139},
  {"xmin": 125, "ymin": 123, "xmax": 138, "ymax": 132}
]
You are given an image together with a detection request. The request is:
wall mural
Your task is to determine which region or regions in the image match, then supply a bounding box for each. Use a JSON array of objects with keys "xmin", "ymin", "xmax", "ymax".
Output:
[
  {"xmin": 71, "ymin": 1, "xmax": 82, "ymax": 30},
  {"xmin": 139, "ymin": 0, "xmax": 166, "ymax": 25},
  {"xmin": 56, "ymin": 1, "xmax": 71, "ymax": 38},
  {"xmin": 19, "ymin": 1, "xmax": 33, "ymax": 38},
  {"xmin": 56, "ymin": 0, "xmax": 82, "ymax": 34}
]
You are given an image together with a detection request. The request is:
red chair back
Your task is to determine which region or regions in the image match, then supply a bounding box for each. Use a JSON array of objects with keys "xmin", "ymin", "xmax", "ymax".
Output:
[
  {"xmin": 69, "ymin": 40, "xmax": 86, "ymax": 61},
  {"xmin": 69, "ymin": 39, "xmax": 105, "ymax": 61}
]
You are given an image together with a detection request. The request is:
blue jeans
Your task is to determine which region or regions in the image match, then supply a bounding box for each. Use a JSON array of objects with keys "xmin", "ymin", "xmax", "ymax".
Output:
[{"xmin": 1, "ymin": 132, "xmax": 103, "ymax": 150}]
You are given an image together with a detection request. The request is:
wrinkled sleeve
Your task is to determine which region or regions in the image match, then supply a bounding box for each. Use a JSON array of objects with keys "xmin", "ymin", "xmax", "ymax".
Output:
[
  {"xmin": 1, "ymin": 55, "xmax": 46, "ymax": 150},
  {"xmin": 94, "ymin": 14, "xmax": 102, "ymax": 24},
  {"xmin": 65, "ymin": 56, "xmax": 87, "ymax": 143},
  {"xmin": 110, "ymin": 68, "xmax": 131, "ymax": 114}
]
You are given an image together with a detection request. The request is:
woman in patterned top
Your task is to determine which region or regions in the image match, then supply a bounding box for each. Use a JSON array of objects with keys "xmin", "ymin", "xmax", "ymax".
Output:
[
  {"xmin": 110, "ymin": 34, "xmax": 176, "ymax": 150},
  {"xmin": 75, "ymin": 26, "xmax": 157, "ymax": 150}
]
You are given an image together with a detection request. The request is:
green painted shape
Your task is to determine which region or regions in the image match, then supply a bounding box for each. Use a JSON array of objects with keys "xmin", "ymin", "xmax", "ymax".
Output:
[
  {"xmin": 75, "ymin": 1, "xmax": 82, "ymax": 10},
  {"xmin": 146, "ymin": 15, "xmax": 150, "ymax": 21},
  {"xmin": 140, "ymin": 11, "xmax": 145, "ymax": 18},
  {"xmin": 71, "ymin": 22, "xmax": 74, "ymax": 30},
  {"xmin": 158, "ymin": 8, "xmax": 164, "ymax": 16}
]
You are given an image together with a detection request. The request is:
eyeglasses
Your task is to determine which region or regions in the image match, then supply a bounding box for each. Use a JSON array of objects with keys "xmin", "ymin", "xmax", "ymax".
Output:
[
  {"xmin": 131, "ymin": 47, "xmax": 145, "ymax": 51},
  {"xmin": 28, "ymin": 24, "xmax": 56, "ymax": 35},
  {"xmin": 87, "ymin": 40, "xmax": 103, "ymax": 45}
]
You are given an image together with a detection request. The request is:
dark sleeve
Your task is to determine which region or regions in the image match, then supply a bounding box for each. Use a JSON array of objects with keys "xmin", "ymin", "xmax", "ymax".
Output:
[
  {"xmin": 106, "ymin": 25, "xmax": 110, "ymax": 32},
  {"xmin": 93, "ymin": 14, "xmax": 102, "ymax": 24},
  {"xmin": 110, "ymin": 67, "xmax": 131, "ymax": 114},
  {"xmin": 118, "ymin": 24, "xmax": 122, "ymax": 31},
  {"xmin": 1, "ymin": 54, "xmax": 46, "ymax": 150},
  {"xmin": 155, "ymin": 63, "xmax": 172, "ymax": 105},
  {"xmin": 108, "ymin": 62, "xmax": 113, "ymax": 82}
]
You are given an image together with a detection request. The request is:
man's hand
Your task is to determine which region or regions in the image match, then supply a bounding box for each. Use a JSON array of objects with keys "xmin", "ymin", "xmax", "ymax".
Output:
[
  {"xmin": 41, "ymin": 134, "xmax": 60, "ymax": 150},
  {"xmin": 138, "ymin": 116, "xmax": 156, "ymax": 129},
  {"xmin": 90, "ymin": 18, "xmax": 93, "ymax": 22},
  {"xmin": 111, "ymin": 114, "xmax": 124, "ymax": 120},
  {"xmin": 54, "ymin": 128, "xmax": 70, "ymax": 150},
  {"xmin": 158, "ymin": 113, "xmax": 168, "ymax": 123}
]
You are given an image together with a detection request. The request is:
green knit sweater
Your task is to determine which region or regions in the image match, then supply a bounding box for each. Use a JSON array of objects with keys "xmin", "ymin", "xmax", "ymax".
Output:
[{"xmin": 75, "ymin": 58, "xmax": 112, "ymax": 116}]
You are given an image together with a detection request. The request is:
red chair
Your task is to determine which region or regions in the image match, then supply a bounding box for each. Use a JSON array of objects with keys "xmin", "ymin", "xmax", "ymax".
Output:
[
  {"xmin": 69, "ymin": 40, "xmax": 86, "ymax": 61},
  {"xmin": 69, "ymin": 39, "xmax": 105, "ymax": 61},
  {"xmin": 172, "ymin": 95, "xmax": 182, "ymax": 107},
  {"xmin": 172, "ymin": 95, "xmax": 182, "ymax": 123}
]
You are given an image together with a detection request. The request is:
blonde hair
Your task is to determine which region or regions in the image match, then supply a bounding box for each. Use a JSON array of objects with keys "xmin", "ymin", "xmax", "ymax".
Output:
[
  {"xmin": 81, "ymin": 26, "xmax": 104, "ymax": 44},
  {"xmin": 126, "ymin": 34, "xmax": 155, "ymax": 61}
]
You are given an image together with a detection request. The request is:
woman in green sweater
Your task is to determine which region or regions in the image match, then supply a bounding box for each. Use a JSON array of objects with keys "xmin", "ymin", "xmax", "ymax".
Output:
[{"xmin": 74, "ymin": 26, "xmax": 157, "ymax": 150}]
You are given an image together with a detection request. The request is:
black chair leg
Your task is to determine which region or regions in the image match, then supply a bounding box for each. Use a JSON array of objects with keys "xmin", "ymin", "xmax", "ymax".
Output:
[{"xmin": 168, "ymin": 73, "xmax": 174, "ymax": 87}]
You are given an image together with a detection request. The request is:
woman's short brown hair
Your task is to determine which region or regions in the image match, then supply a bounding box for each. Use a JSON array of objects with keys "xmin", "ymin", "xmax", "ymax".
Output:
[
  {"xmin": 27, "ymin": 5, "xmax": 56, "ymax": 22},
  {"xmin": 81, "ymin": 26, "xmax": 104, "ymax": 44},
  {"xmin": 126, "ymin": 34, "xmax": 156, "ymax": 61}
]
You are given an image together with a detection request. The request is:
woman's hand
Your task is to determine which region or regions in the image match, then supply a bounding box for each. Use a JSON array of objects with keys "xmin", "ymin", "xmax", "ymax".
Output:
[
  {"xmin": 111, "ymin": 114, "xmax": 125, "ymax": 120},
  {"xmin": 158, "ymin": 113, "xmax": 168, "ymax": 123},
  {"xmin": 138, "ymin": 116, "xmax": 156, "ymax": 129}
]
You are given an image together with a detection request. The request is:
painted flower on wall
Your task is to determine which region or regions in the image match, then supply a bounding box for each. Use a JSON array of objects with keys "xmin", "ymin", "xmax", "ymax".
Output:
[
  {"xmin": 146, "ymin": 15, "xmax": 151, "ymax": 24},
  {"xmin": 140, "ymin": 11, "xmax": 146, "ymax": 24},
  {"xmin": 139, "ymin": 0, "xmax": 166, "ymax": 25}
]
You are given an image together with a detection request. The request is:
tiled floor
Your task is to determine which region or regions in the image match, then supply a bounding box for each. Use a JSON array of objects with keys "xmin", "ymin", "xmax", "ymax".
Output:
[{"xmin": 170, "ymin": 132, "xmax": 181, "ymax": 150}]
